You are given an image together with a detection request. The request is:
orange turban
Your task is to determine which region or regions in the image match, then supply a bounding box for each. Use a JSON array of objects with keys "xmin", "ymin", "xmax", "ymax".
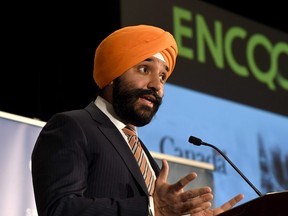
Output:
[{"xmin": 93, "ymin": 25, "xmax": 178, "ymax": 89}]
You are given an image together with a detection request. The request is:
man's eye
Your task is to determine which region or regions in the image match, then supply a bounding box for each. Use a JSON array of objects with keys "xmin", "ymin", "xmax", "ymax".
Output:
[
  {"xmin": 139, "ymin": 66, "xmax": 148, "ymax": 73},
  {"xmin": 160, "ymin": 74, "xmax": 167, "ymax": 82}
]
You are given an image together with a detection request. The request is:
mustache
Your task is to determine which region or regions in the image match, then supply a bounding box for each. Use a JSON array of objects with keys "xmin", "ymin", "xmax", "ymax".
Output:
[{"xmin": 133, "ymin": 89, "xmax": 162, "ymax": 105}]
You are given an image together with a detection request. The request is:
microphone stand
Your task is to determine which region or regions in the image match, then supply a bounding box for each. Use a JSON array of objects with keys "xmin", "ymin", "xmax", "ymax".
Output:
[{"xmin": 189, "ymin": 136, "xmax": 263, "ymax": 197}]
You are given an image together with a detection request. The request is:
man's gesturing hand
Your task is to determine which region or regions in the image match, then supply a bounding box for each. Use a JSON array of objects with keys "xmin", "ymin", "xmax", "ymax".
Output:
[{"xmin": 153, "ymin": 159, "xmax": 214, "ymax": 216}]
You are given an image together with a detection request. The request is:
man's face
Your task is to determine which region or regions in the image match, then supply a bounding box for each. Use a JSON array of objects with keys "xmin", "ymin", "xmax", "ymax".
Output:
[{"xmin": 112, "ymin": 56, "xmax": 169, "ymax": 126}]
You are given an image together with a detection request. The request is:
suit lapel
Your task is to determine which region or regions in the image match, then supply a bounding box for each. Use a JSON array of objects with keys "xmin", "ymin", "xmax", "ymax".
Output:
[{"xmin": 85, "ymin": 102, "xmax": 149, "ymax": 195}]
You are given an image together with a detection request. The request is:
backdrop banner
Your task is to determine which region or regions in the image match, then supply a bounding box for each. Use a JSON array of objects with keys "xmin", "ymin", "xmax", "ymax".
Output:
[{"xmin": 121, "ymin": 0, "xmax": 288, "ymax": 117}]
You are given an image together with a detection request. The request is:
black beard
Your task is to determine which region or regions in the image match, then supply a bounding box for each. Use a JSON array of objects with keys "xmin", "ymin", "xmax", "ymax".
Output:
[{"xmin": 112, "ymin": 78, "xmax": 162, "ymax": 127}]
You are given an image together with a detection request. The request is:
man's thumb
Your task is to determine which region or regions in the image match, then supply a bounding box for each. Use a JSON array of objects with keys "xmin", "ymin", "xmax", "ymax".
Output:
[{"xmin": 157, "ymin": 159, "xmax": 169, "ymax": 183}]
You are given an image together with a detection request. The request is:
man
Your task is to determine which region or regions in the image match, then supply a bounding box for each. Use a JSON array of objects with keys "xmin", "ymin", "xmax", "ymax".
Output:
[{"xmin": 31, "ymin": 24, "xmax": 244, "ymax": 216}]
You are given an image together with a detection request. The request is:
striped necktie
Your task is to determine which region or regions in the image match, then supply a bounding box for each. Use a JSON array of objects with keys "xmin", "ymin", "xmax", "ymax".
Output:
[{"xmin": 122, "ymin": 124, "xmax": 155, "ymax": 195}]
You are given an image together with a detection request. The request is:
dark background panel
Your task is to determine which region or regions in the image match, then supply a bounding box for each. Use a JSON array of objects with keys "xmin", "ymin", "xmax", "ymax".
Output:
[{"xmin": 1, "ymin": 0, "xmax": 287, "ymax": 122}]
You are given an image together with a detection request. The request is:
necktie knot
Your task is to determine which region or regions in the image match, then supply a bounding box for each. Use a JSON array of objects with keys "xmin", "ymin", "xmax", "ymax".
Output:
[
  {"xmin": 122, "ymin": 124, "xmax": 139, "ymax": 149},
  {"xmin": 122, "ymin": 124, "xmax": 137, "ymax": 137}
]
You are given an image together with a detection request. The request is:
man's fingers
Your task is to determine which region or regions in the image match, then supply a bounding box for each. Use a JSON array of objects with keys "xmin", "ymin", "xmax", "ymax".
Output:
[
  {"xmin": 157, "ymin": 159, "xmax": 169, "ymax": 183},
  {"xmin": 219, "ymin": 194, "xmax": 245, "ymax": 211},
  {"xmin": 173, "ymin": 192, "xmax": 213, "ymax": 215},
  {"xmin": 172, "ymin": 172, "xmax": 198, "ymax": 191},
  {"xmin": 180, "ymin": 187, "xmax": 213, "ymax": 202}
]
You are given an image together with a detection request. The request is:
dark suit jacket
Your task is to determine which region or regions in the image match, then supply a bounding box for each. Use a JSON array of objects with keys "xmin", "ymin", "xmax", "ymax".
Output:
[{"xmin": 32, "ymin": 102, "xmax": 160, "ymax": 216}]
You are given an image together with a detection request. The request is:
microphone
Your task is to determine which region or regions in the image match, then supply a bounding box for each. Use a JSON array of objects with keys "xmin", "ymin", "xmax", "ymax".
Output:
[{"xmin": 188, "ymin": 135, "xmax": 263, "ymax": 197}]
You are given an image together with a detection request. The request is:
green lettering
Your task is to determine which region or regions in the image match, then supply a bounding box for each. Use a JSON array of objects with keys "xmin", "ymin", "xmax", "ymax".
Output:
[
  {"xmin": 273, "ymin": 42, "xmax": 288, "ymax": 91},
  {"xmin": 173, "ymin": 6, "xmax": 193, "ymax": 59},
  {"xmin": 196, "ymin": 15, "xmax": 224, "ymax": 68},
  {"xmin": 225, "ymin": 27, "xmax": 249, "ymax": 77},
  {"xmin": 247, "ymin": 34, "xmax": 277, "ymax": 90}
]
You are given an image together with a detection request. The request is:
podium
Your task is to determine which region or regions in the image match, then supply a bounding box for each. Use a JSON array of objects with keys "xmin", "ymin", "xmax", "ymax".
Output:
[{"xmin": 219, "ymin": 191, "xmax": 288, "ymax": 216}]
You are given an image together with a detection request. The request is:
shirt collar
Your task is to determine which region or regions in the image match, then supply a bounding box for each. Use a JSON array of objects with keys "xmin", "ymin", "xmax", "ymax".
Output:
[{"xmin": 94, "ymin": 96, "xmax": 126, "ymax": 131}]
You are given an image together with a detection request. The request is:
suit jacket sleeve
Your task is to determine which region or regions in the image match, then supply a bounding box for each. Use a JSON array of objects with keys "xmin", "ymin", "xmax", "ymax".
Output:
[{"xmin": 31, "ymin": 105, "xmax": 158, "ymax": 216}]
